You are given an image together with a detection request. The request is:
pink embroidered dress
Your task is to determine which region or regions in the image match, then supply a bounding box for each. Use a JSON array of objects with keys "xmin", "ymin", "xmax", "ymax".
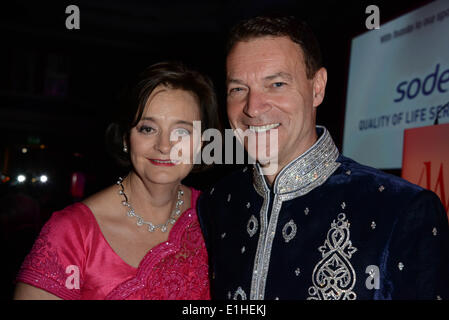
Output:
[{"xmin": 16, "ymin": 188, "xmax": 210, "ymax": 300}]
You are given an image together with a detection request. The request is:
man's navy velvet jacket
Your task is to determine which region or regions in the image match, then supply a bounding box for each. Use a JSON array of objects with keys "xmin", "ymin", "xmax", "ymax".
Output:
[{"xmin": 197, "ymin": 127, "xmax": 449, "ymax": 300}]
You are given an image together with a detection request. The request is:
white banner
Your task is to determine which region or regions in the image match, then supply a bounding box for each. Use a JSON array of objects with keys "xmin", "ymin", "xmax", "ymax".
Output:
[{"xmin": 343, "ymin": 0, "xmax": 449, "ymax": 169}]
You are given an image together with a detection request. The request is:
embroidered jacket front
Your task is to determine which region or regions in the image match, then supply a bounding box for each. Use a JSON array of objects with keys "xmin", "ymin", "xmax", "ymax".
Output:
[{"xmin": 197, "ymin": 126, "xmax": 449, "ymax": 300}]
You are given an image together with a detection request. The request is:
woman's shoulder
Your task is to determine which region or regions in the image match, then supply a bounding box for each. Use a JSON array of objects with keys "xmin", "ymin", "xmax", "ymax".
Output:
[
  {"xmin": 81, "ymin": 184, "xmax": 118, "ymax": 218},
  {"xmin": 49, "ymin": 202, "xmax": 94, "ymax": 227},
  {"xmin": 35, "ymin": 202, "xmax": 95, "ymax": 247},
  {"xmin": 48, "ymin": 184, "xmax": 117, "ymax": 233}
]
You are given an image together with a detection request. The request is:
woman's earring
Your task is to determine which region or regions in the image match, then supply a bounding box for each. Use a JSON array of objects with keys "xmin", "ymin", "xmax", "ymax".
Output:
[{"xmin": 123, "ymin": 143, "xmax": 128, "ymax": 153}]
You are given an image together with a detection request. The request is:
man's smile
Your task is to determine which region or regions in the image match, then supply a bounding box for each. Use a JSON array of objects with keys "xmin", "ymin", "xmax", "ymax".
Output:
[{"xmin": 248, "ymin": 123, "xmax": 280, "ymax": 133}]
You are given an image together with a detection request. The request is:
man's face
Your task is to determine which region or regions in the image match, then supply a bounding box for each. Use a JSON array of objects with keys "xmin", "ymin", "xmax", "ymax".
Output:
[{"xmin": 226, "ymin": 36, "xmax": 327, "ymax": 179}]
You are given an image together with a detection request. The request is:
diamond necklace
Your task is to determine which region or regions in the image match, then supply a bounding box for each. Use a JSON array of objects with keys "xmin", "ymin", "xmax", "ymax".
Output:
[{"xmin": 116, "ymin": 177, "xmax": 184, "ymax": 232}]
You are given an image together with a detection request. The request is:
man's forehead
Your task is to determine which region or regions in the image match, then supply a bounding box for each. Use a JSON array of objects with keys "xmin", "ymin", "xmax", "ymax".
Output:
[
  {"xmin": 227, "ymin": 56, "xmax": 303, "ymax": 82},
  {"xmin": 226, "ymin": 36, "xmax": 305, "ymax": 78},
  {"xmin": 227, "ymin": 36, "xmax": 304, "ymax": 59}
]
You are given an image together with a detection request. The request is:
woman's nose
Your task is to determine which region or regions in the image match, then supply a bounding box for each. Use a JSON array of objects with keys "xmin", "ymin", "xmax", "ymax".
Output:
[{"xmin": 155, "ymin": 131, "xmax": 172, "ymax": 154}]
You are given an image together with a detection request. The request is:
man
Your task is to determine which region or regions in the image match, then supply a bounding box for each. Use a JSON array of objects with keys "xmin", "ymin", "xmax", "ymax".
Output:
[{"xmin": 197, "ymin": 15, "xmax": 449, "ymax": 300}]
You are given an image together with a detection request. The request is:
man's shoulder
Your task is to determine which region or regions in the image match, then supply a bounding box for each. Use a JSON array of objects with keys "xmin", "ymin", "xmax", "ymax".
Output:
[
  {"xmin": 334, "ymin": 155, "xmax": 445, "ymax": 225},
  {"xmin": 333, "ymin": 154, "xmax": 443, "ymax": 211},
  {"xmin": 336, "ymin": 155, "xmax": 424, "ymax": 196}
]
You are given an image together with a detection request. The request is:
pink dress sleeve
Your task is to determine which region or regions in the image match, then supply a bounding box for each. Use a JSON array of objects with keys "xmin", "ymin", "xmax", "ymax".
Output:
[{"xmin": 16, "ymin": 204, "xmax": 87, "ymax": 299}]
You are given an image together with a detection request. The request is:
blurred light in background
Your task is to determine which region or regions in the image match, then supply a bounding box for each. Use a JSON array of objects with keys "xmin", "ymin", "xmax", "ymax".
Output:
[
  {"xmin": 71, "ymin": 172, "xmax": 86, "ymax": 199},
  {"xmin": 21, "ymin": 147, "xmax": 28, "ymax": 154},
  {"xmin": 40, "ymin": 175, "xmax": 48, "ymax": 183},
  {"xmin": 17, "ymin": 174, "xmax": 26, "ymax": 183},
  {"xmin": 1, "ymin": 173, "xmax": 10, "ymax": 183}
]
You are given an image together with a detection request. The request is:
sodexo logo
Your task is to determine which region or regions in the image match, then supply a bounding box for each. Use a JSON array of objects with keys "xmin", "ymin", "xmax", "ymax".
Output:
[{"xmin": 394, "ymin": 64, "xmax": 449, "ymax": 103}]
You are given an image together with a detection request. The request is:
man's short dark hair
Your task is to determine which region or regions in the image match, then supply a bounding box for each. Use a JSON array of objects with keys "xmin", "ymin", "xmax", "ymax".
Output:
[{"xmin": 226, "ymin": 15, "xmax": 323, "ymax": 79}]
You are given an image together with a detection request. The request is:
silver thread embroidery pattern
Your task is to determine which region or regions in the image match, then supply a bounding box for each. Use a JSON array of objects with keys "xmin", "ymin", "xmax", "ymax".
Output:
[
  {"xmin": 247, "ymin": 215, "xmax": 258, "ymax": 238},
  {"xmin": 308, "ymin": 213, "xmax": 358, "ymax": 300},
  {"xmin": 282, "ymin": 219, "xmax": 297, "ymax": 243},
  {"xmin": 233, "ymin": 287, "xmax": 247, "ymax": 300}
]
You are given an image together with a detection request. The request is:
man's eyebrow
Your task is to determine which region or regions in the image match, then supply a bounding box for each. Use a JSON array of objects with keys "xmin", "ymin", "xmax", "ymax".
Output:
[
  {"xmin": 226, "ymin": 72, "xmax": 292, "ymax": 85},
  {"xmin": 264, "ymin": 72, "xmax": 293, "ymax": 81},
  {"xmin": 226, "ymin": 78, "xmax": 246, "ymax": 86},
  {"xmin": 140, "ymin": 117, "xmax": 193, "ymax": 126}
]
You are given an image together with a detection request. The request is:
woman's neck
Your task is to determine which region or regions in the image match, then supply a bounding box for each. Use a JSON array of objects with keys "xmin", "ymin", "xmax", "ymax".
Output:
[{"xmin": 122, "ymin": 172, "xmax": 182, "ymax": 222}]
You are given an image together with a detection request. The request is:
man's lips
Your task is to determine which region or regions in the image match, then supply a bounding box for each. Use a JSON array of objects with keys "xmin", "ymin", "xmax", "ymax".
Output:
[
  {"xmin": 247, "ymin": 123, "xmax": 280, "ymax": 133},
  {"xmin": 148, "ymin": 159, "xmax": 177, "ymax": 166}
]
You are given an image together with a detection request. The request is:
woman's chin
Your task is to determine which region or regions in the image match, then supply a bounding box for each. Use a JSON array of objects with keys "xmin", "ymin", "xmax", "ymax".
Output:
[{"xmin": 143, "ymin": 167, "xmax": 190, "ymax": 185}]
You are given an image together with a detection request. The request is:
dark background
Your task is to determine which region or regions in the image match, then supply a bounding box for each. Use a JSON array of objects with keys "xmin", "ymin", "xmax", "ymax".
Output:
[{"xmin": 0, "ymin": 0, "xmax": 433, "ymax": 299}]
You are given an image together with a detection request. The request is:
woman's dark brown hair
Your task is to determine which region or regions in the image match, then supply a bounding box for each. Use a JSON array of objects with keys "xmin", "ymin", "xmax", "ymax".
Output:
[{"xmin": 105, "ymin": 61, "xmax": 220, "ymax": 171}]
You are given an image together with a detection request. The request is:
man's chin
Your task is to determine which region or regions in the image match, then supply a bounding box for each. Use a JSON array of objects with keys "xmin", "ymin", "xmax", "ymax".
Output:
[{"xmin": 254, "ymin": 157, "xmax": 279, "ymax": 176}]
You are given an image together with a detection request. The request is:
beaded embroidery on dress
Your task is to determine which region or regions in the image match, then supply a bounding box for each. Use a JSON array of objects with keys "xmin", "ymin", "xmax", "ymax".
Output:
[
  {"xmin": 106, "ymin": 215, "xmax": 210, "ymax": 300},
  {"xmin": 17, "ymin": 221, "xmax": 82, "ymax": 299}
]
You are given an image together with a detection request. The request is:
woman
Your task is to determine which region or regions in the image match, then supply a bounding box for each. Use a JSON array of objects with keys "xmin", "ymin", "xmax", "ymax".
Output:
[{"xmin": 14, "ymin": 62, "xmax": 219, "ymax": 299}]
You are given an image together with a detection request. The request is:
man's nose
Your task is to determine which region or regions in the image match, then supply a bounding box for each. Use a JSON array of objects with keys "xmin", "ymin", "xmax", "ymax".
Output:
[{"xmin": 243, "ymin": 89, "xmax": 271, "ymax": 118}]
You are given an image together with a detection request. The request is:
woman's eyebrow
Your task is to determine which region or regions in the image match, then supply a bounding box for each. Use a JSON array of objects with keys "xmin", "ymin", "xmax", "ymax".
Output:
[
  {"xmin": 141, "ymin": 117, "xmax": 193, "ymax": 127},
  {"xmin": 174, "ymin": 120, "xmax": 194, "ymax": 127}
]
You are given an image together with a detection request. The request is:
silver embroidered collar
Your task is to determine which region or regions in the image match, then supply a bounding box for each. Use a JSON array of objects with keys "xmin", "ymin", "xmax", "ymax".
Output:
[{"xmin": 252, "ymin": 126, "xmax": 340, "ymax": 199}]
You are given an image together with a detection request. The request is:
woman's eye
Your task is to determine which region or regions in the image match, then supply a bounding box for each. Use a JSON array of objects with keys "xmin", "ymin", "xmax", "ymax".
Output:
[
  {"xmin": 138, "ymin": 126, "xmax": 155, "ymax": 134},
  {"xmin": 174, "ymin": 128, "xmax": 190, "ymax": 136}
]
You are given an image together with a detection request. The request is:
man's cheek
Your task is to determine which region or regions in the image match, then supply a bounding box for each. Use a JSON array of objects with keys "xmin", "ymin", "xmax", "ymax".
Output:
[{"xmin": 228, "ymin": 118, "xmax": 240, "ymax": 130}]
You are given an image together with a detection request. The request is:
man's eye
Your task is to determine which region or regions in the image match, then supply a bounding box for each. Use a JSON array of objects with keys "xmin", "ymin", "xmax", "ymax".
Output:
[
  {"xmin": 272, "ymin": 82, "xmax": 286, "ymax": 88},
  {"xmin": 138, "ymin": 126, "xmax": 155, "ymax": 134},
  {"xmin": 229, "ymin": 87, "xmax": 244, "ymax": 94}
]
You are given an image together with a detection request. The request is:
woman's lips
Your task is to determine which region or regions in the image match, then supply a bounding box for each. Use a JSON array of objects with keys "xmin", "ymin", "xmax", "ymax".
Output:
[{"xmin": 149, "ymin": 159, "xmax": 177, "ymax": 166}]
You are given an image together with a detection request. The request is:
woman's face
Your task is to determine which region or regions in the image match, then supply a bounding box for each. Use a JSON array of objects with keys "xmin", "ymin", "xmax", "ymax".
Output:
[{"xmin": 129, "ymin": 85, "xmax": 202, "ymax": 185}]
